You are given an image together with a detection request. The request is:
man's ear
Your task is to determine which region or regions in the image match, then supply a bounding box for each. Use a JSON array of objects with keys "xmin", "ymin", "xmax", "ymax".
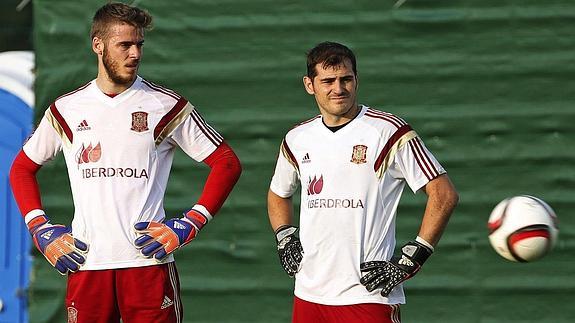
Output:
[
  {"xmin": 92, "ymin": 37, "xmax": 104, "ymax": 56},
  {"xmin": 303, "ymin": 76, "xmax": 315, "ymax": 95}
]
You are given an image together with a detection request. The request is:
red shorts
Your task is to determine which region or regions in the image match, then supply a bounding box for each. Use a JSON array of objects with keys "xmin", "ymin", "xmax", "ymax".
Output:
[
  {"xmin": 292, "ymin": 296, "xmax": 401, "ymax": 323},
  {"xmin": 65, "ymin": 262, "xmax": 182, "ymax": 323}
]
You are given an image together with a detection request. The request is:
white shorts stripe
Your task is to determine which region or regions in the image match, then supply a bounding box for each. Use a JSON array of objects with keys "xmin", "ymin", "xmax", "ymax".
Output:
[
  {"xmin": 168, "ymin": 262, "xmax": 182, "ymax": 323},
  {"xmin": 391, "ymin": 304, "xmax": 401, "ymax": 323}
]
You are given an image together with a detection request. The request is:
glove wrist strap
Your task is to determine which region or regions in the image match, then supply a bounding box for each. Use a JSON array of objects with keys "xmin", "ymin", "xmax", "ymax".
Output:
[
  {"xmin": 275, "ymin": 225, "xmax": 298, "ymax": 242},
  {"xmin": 191, "ymin": 204, "xmax": 213, "ymax": 221},
  {"xmin": 25, "ymin": 211, "xmax": 50, "ymax": 234},
  {"xmin": 402, "ymin": 240, "xmax": 433, "ymax": 265},
  {"xmin": 183, "ymin": 205, "xmax": 211, "ymax": 231}
]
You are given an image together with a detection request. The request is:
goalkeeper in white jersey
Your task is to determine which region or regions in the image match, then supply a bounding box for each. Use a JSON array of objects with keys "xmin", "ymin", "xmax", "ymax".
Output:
[
  {"xmin": 268, "ymin": 41, "xmax": 459, "ymax": 323},
  {"xmin": 10, "ymin": 3, "xmax": 241, "ymax": 322}
]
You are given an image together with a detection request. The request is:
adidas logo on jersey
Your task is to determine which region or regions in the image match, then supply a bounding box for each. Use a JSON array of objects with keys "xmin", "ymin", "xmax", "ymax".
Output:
[
  {"xmin": 161, "ymin": 296, "xmax": 174, "ymax": 309},
  {"xmin": 173, "ymin": 222, "xmax": 187, "ymax": 230},
  {"xmin": 76, "ymin": 120, "xmax": 91, "ymax": 131},
  {"xmin": 302, "ymin": 153, "xmax": 311, "ymax": 164}
]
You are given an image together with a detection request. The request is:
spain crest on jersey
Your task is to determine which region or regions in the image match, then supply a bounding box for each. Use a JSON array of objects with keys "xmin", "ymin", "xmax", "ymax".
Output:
[
  {"xmin": 131, "ymin": 111, "xmax": 149, "ymax": 132},
  {"xmin": 350, "ymin": 144, "xmax": 367, "ymax": 164}
]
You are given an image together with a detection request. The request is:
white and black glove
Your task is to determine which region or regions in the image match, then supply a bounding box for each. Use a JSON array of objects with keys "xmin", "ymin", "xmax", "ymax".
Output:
[
  {"xmin": 360, "ymin": 240, "xmax": 433, "ymax": 296},
  {"xmin": 275, "ymin": 225, "xmax": 303, "ymax": 277}
]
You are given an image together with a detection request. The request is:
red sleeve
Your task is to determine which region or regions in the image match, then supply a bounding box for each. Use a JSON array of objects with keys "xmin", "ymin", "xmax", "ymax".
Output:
[
  {"xmin": 9, "ymin": 150, "xmax": 44, "ymax": 216},
  {"xmin": 198, "ymin": 142, "xmax": 242, "ymax": 215}
]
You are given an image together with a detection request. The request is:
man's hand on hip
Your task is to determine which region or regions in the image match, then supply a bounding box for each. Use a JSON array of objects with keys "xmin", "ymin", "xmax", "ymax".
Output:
[
  {"xmin": 30, "ymin": 216, "xmax": 89, "ymax": 275},
  {"xmin": 360, "ymin": 240, "xmax": 433, "ymax": 296},
  {"xmin": 134, "ymin": 209, "xmax": 209, "ymax": 261}
]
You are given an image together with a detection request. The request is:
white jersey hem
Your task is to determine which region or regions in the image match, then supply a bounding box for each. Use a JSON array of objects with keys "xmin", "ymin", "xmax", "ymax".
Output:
[
  {"xmin": 79, "ymin": 256, "xmax": 174, "ymax": 271},
  {"xmin": 294, "ymin": 291, "xmax": 405, "ymax": 306}
]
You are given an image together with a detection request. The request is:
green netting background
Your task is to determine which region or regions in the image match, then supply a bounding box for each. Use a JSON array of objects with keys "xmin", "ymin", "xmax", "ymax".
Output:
[{"xmin": 32, "ymin": 0, "xmax": 575, "ymax": 322}]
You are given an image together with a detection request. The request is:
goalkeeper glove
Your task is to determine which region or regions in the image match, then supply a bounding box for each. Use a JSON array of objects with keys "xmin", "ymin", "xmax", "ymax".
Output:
[
  {"xmin": 134, "ymin": 208, "xmax": 210, "ymax": 261},
  {"xmin": 28, "ymin": 214, "xmax": 89, "ymax": 275},
  {"xmin": 275, "ymin": 225, "xmax": 303, "ymax": 277},
  {"xmin": 360, "ymin": 240, "xmax": 433, "ymax": 296}
]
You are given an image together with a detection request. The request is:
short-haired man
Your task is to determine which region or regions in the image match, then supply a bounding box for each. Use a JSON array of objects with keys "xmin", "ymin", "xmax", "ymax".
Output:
[
  {"xmin": 10, "ymin": 3, "xmax": 241, "ymax": 322},
  {"xmin": 268, "ymin": 41, "xmax": 458, "ymax": 322}
]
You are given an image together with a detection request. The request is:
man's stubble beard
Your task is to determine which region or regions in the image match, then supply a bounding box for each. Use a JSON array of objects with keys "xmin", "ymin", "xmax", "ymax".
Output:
[{"xmin": 102, "ymin": 47, "xmax": 136, "ymax": 85}]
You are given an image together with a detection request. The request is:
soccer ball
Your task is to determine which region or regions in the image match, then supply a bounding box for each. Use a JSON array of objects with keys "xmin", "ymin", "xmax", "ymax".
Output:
[{"xmin": 488, "ymin": 195, "xmax": 558, "ymax": 262}]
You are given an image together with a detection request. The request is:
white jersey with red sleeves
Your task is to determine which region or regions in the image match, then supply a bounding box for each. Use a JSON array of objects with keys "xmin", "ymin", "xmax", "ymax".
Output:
[
  {"xmin": 23, "ymin": 76, "xmax": 223, "ymax": 270},
  {"xmin": 270, "ymin": 105, "xmax": 446, "ymax": 306}
]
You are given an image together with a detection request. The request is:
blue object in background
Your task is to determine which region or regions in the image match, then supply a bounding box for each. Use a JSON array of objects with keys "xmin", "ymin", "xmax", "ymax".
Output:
[{"xmin": 0, "ymin": 87, "xmax": 33, "ymax": 322}]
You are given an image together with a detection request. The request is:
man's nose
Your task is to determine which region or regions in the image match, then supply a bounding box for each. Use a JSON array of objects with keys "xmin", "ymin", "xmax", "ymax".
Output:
[
  {"xmin": 129, "ymin": 45, "xmax": 141, "ymax": 59},
  {"xmin": 333, "ymin": 80, "xmax": 345, "ymax": 94}
]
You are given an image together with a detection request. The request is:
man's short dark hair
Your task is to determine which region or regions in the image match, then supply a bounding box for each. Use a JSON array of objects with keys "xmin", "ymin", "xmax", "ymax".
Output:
[
  {"xmin": 306, "ymin": 42, "xmax": 357, "ymax": 79},
  {"xmin": 90, "ymin": 2, "xmax": 153, "ymax": 40}
]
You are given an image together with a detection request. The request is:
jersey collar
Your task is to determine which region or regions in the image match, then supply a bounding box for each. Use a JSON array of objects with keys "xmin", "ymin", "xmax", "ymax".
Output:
[{"xmin": 91, "ymin": 76, "xmax": 142, "ymax": 107}]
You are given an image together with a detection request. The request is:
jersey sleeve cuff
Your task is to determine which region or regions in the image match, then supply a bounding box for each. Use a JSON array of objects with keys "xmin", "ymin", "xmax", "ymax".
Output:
[
  {"xmin": 410, "ymin": 169, "xmax": 447, "ymax": 193},
  {"xmin": 195, "ymin": 144, "xmax": 219, "ymax": 163},
  {"xmin": 269, "ymin": 185, "xmax": 295, "ymax": 199},
  {"xmin": 21, "ymin": 147, "xmax": 46, "ymax": 166}
]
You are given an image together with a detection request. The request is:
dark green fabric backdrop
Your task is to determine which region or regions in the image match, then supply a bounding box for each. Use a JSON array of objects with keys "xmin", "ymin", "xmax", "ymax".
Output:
[{"xmin": 32, "ymin": 0, "xmax": 575, "ymax": 322}]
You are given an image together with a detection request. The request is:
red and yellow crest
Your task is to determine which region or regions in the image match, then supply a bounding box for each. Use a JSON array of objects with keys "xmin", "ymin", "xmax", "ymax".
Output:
[
  {"xmin": 350, "ymin": 145, "xmax": 368, "ymax": 164},
  {"xmin": 131, "ymin": 111, "xmax": 149, "ymax": 132}
]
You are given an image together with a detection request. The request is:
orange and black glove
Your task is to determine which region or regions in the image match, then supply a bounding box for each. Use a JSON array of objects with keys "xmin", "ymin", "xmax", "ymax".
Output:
[
  {"xmin": 134, "ymin": 209, "xmax": 210, "ymax": 261},
  {"xmin": 29, "ymin": 215, "xmax": 89, "ymax": 275}
]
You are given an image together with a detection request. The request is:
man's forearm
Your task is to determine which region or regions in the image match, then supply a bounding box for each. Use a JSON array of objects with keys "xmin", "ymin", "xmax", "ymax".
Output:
[
  {"xmin": 267, "ymin": 190, "xmax": 294, "ymax": 232},
  {"xmin": 198, "ymin": 142, "xmax": 242, "ymax": 215},
  {"xmin": 418, "ymin": 174, "xmax": 459, "ymax": 246},
  {"xmin": 9, "ymin": 150, "xmax": 44, "ymax": 217}
]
